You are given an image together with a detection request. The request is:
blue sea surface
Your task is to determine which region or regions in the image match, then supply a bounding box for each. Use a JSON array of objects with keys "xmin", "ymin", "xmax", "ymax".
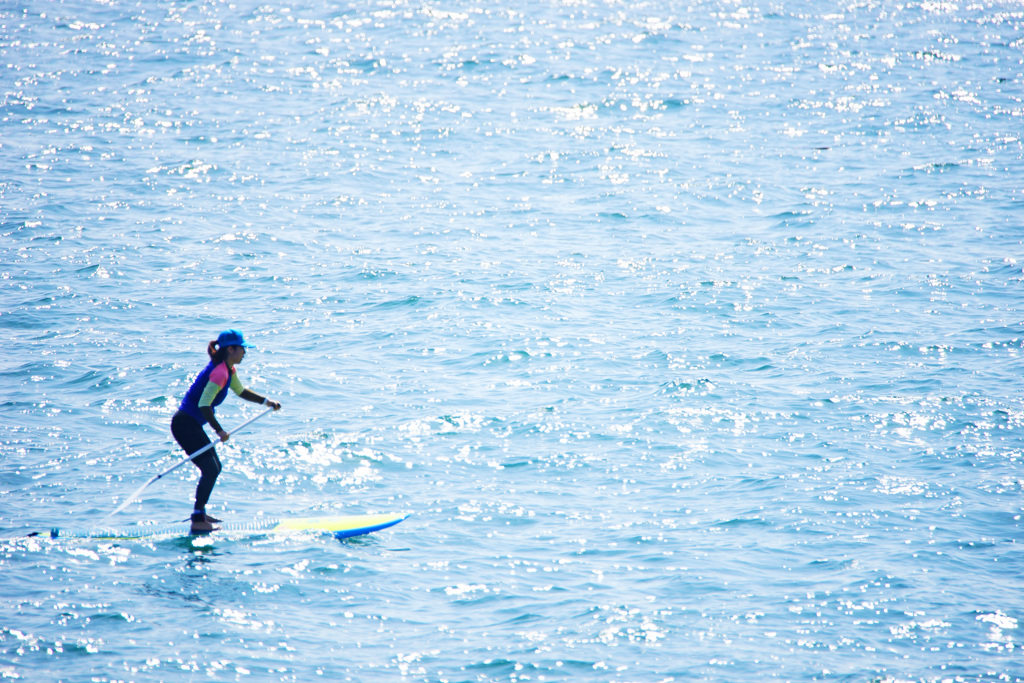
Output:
[{"xmin": 2, "ymin": 0, "xmax": 1023, "ymax": 680}]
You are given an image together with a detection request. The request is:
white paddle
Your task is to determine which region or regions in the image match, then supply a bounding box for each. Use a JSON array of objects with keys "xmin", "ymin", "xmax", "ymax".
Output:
[{"xmin": 101, "ymin": 407, "xmax": 275, "ymax": 523}]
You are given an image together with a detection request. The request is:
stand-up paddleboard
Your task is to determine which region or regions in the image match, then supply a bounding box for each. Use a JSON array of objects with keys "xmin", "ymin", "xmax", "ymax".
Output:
[{"xmin": 42, "ymin": 513, "xmax": 409, "ymax": 541}]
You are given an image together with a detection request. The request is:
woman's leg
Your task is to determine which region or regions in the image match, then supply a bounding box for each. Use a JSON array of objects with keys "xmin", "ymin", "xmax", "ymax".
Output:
[
  {"xmin": 191, "ymin": 451, "xmax": 222, "ymax": 513},
  {"xmin": 171, "ymin": 411, "xmax": 221, "ymax": 519}
]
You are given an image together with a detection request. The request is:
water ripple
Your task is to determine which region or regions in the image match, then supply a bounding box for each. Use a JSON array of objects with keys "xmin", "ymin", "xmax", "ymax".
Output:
[{"xmin": 2, "ymin": 0, "xmax": 1024, "ymax": 680}]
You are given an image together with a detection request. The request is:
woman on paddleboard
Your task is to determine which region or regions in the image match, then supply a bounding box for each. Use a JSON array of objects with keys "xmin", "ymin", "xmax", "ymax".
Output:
[{"xmin": 172, "ymin": 329, "xmax": 281, "ymax": 534}]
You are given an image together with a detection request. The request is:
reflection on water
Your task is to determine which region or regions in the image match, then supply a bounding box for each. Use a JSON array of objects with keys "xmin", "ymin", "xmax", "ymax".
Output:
[{"xmin": 2, "ymin": 0, "xmax": 1023, "ymax": 680}]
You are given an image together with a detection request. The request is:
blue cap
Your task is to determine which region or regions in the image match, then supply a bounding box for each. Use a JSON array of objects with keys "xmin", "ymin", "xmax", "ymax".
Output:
[{"xmin": 217, "ymin": 329, "xmax": 255, "ymax": 349}]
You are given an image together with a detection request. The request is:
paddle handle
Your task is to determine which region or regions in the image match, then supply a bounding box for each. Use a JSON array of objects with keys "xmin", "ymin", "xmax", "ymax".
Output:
[{"xmin": 102, "ymin": 407, "xmax": 275, "ymax": 522}]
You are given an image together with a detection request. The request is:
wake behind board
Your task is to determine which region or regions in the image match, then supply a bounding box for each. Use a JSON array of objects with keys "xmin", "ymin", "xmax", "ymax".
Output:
[{"xmin": 45, "ymin": 513, "xmax": 409, "ymax": 541}]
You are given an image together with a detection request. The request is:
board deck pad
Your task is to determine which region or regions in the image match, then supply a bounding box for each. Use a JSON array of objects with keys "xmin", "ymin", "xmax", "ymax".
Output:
[{"xmin": 46, "ymin": 513, "xmax": 409, "ymax": 540}]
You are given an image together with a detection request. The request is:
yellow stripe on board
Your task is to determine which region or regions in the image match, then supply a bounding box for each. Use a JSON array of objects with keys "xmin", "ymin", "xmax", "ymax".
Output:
[{"xmin": 271, "ymin": 513, "xmax": 409, "ymax": 533}]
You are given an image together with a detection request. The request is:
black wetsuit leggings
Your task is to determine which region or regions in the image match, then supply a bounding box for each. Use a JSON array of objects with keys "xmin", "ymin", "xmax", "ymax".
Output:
[{"xmin": 171, "ymin": 410, "xmax": 221, "ymax": 512}]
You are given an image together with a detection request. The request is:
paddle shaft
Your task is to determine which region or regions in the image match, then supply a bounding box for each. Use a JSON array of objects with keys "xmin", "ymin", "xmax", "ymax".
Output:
[{"xmin": 102, "ymin": 407, "xmax": 275, "ymax": 522}]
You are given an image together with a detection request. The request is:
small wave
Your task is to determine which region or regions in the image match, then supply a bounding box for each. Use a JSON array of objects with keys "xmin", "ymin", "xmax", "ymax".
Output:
[{"xmin": 660, "ymin": 378, "xmax": 715, "ymax": 395}]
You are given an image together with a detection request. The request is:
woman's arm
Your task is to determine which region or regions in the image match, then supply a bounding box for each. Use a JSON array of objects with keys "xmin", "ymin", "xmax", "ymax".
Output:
[
  {"xmin": 199, "ymin": 406, "xmax": 228, "ymax": 440},
  {"xmin": 240, "ymin": 388, "xmax": 281, "ymax": 410},
  {"xmin": 229, "ymin": 371, "xmax": 282, "ymax": 410}
]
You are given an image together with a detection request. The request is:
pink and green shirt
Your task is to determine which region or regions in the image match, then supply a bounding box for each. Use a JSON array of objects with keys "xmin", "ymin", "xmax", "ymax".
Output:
[{"xmin": 178, "ymin": 360, "xmax": 245, "ymax": 426}]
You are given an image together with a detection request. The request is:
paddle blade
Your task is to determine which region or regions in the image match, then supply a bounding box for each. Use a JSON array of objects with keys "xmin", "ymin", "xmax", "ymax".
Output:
[{"xmin": 102, "ymin": 476, "xmax": 158, "ymax": 523}]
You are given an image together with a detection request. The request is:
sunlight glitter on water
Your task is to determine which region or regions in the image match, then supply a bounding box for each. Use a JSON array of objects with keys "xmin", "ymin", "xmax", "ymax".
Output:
[{"xmin": 3, "ymin": 0, "xmax": 1024, "ymax": 680}]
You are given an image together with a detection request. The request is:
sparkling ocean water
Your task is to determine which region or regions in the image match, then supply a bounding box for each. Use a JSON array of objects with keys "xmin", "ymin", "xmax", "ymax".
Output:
[{"xmin": 2, "ymin": 0, "xmax": 1023, "ymax": 680}]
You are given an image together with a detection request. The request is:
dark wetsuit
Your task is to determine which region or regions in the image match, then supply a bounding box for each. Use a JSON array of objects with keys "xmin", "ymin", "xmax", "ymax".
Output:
[{"xmin": 172, "ymin": 360, "xmax": 244, "ymax": 513}]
